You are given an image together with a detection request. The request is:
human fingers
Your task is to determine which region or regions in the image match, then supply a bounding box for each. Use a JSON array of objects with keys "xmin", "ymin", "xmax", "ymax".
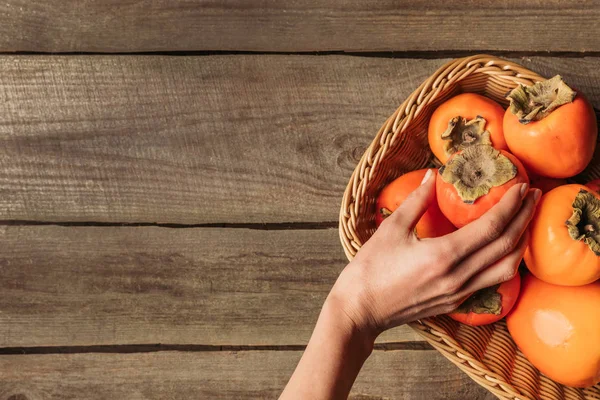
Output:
[
  {"xmin": 458, "ymin": 229, "xmax": 529, "ymax": 296},
  {"xmin": 384, "ymin": 169, "xmax": 437, "ymax": 235},
  {"xmin": 406, "ymin": 232, "xmax": 528, "ymax": 322},
  {"xmin": 434, "ymin": 182, "xmax": 528, "ymax": 264},
  {"xmin": 448, "ymin": 189, "xmax": 539, "ymax": 283}
]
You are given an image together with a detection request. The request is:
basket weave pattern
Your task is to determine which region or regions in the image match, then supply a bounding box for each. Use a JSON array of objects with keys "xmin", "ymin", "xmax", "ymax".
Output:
[{"xmin": 339, "ymin": 55, "xmax": 600, "ymax": 400}]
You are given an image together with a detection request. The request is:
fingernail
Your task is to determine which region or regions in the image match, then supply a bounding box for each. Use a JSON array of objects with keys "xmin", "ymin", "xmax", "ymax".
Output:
[
  {"xmin": 520, "ymin": 183, "xmax": 529, "ymax": 198},
  {"xmin": 421, "ymin": 169, "xmax": 433, "ymax": 185},
  {"xmin": 533, "ymin": 189, "xmax": 542, "ymax": 204}
]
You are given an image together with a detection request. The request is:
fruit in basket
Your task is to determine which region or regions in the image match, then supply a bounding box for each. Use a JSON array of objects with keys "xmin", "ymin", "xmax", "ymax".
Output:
[
  {"xmin": 436, "ymin": 145, "xmax": 529, "ymax": 228},
  {"xmin": 503, "ymin": 75, "xmax": 597, "ymax": 178},
  {"xmin": 507, "ymin": 274, "xmax": 600, "ymax": 388},
  {"xmin": 529, "ymin": 174, "xmax": 566, "ymax": 194},
  {"xmin": 428, "ymin": 93, "xmax": 507, "ymax": 164},
  {"xmin": 448, "ymin": 273, "xmax": 520, "ymax": 326},
  {"xmin": 375, "ymin": 169, "xmax": 455, "ymax": 238},
  {"xmin": 586, "ymin": 178, "xmax": 600, "ymax": 194},
  {"xmin": 524, "ymin": 184, "xmax": 600, "ymax": 286}
]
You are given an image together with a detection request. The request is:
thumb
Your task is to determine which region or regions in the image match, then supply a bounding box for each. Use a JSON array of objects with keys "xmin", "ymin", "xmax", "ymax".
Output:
[{"xmin": 388, "ymin": 169, "xmax": 437, "ymax": 232}]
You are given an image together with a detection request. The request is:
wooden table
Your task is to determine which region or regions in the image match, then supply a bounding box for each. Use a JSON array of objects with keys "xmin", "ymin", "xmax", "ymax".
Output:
[{"xmin": 1, "ymin": 2, "xmax": 599, "ymax": 399}]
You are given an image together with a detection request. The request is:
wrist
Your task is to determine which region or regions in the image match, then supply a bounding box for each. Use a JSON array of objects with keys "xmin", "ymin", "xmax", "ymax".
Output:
[
  {"xmin": 286, "ymin": 279, "xmax": 378, "ymax": 399},
  {"xmin": 323, "ymin": 282, "xmax": 379, "ymax": 356}
]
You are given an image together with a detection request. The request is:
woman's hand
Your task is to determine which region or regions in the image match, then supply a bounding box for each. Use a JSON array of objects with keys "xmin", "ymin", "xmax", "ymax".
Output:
[
  {"xmin": 281, "ymin": 168, "xmax": 540, "ymax": 400},
  {"xmin": 330, "ymin": 168, "xmax": 540, "ymax": 338}
]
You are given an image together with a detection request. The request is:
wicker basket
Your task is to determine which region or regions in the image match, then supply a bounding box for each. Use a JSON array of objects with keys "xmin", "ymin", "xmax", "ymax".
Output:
[{"xmin": 339, "ymin": 55, "xmax": 600, "ymax": 400}]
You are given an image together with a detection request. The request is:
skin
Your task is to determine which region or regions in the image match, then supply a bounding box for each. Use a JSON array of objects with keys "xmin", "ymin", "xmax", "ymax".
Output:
[
  {"xmin": 447, "ymin": 273, "xmax": 520, "ymax": 326},
  {"xmin": 375, "ymin": 168, "xmax": 455, "ymax": 238},
  {"xmin": 436, "ymin": 150, "xmax": 529, "ymax": 228},
  {"xmin": 428, "ymin": 93, "xmax": 507, "ymax": 164},
  {"xmin": 281, "ymin": 170, "xmax": 541, "ymax": 400}
]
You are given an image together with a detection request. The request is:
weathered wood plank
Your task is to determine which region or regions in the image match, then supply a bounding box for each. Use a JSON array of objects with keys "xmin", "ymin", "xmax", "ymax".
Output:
[
  {"xmin": 0, "ymin": 55, "xmax": 434, "ymax": 224},
  {"xmin": 2, "ymin": 56, "xmax": 600, "ymax": 224},
  {"xmin": 0, "ymin": 350, "xmax": 495, "ymax": 400},
  {"xmin": 0, "ymin": 1, "xmax": 597, "ymax": 53},
  {"xmin": 0, "ymin": 225, "xmax": 419, "ymax": 347}
]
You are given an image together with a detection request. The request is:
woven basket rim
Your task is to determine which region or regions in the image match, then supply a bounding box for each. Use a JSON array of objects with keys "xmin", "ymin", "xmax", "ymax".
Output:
[{"xmin": 338, "ymin": 54, "xmax": 600, "ymax": 400}]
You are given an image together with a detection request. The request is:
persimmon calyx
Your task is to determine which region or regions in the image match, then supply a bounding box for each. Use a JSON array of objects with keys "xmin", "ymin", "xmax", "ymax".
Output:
[
  {"xmin": 507, "ymin": 75, "xmax": 576, "ymax": 124},
  {"xmin": 441, "ymin": 115, "xmax": 492, "ymax": 158},
  {"xmin": 454, "ymin": 285, "xmax": 502, "ymax": 315},
  {"xmin": 439, "ymin": 145, "xmax": 517, "ymax": 204},
  {"xmin": 565, "ymin": 189, "xmax": 600, "ymax": 255},
  {"xmin": 379, "ymin": 207, "xmax": 392, "ymax": 219}
]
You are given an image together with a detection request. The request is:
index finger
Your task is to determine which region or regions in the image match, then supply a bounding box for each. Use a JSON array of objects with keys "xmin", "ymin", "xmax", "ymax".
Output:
[{"xmin": 436, "ymin": 182, "xmax": 528, "ymax": 263}]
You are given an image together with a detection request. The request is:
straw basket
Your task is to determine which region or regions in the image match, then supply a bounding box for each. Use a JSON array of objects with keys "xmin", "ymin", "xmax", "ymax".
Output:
[{"xmin": 338, "ymin": 54, "xmax": 600, "ymax": 400}]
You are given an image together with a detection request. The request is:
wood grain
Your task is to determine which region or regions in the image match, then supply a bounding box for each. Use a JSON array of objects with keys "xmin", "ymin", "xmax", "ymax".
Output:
[
  {"xmin": 0, "ymin": 225, "xmax": 419, "ymax": 347},
  {"xmin": 2, "ymin": 56, "xmax": 600, "ymax": 224},
  {"xmin": 0, "ymin": 1, "xmax": 598, "ymax": 53},
  {"xmin": 0, "ymin": 55, "xmax": 437, "ymax": 224},
  {"xmin": 0, "ymin": 350, "xmax": 495, "ymax": 400}
]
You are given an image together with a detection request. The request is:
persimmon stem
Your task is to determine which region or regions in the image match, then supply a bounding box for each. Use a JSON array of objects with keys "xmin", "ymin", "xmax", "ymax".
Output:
[
  {"xmin": 585, "ymin": 224, "xmax": 596, "ymax": 233},
  {"xmin": 440, "ymin": 116, "xmax": 492, "ymax": 157}
]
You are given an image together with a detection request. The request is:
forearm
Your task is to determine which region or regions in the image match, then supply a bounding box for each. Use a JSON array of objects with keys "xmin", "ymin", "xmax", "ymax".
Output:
[
  {"xmin": 281, "ymin": 174, "xmax": 538, "ymax": 399},
  {"xmin": 280, "ymin": 293, "xmax": 376, "ymax": 400}
]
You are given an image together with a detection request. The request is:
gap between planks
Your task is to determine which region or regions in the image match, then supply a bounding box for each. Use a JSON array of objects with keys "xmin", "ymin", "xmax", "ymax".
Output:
[
  {"xmin": 0, "ymin": 220, "xmax": 338, "ymax": 230},
  {"xmin": 0, "ymin": 342, "xmax": 433, "ymax": 355},
  {"xmin": 2, "ymin": 50, "xmax": 600, "ymax": 59}
]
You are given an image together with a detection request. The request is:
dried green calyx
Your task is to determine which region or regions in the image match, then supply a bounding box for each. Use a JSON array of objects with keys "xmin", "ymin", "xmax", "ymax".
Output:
[
  {"xmin": 439, "ymin": 145, "xmax": 517, "ymax": 204},
  {"xmin": 565, "ymin": 189, "xmax": 600, "ymax": 256},
  {"xmin": 441, "ymin": 116, "xmax": 492, "ymax": 158},
  {"xmin": 455, "ymin": 285, "xmax": 502, "ymax": 315},
  {"xmin": 507, "ymin": 75, "xmax": 576, "ymax": 124}
]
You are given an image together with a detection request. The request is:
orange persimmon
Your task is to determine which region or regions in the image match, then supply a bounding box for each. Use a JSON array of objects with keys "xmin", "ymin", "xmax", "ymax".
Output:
[
  {"xmin": 436, "ymin": 146, "xmax": 529, "ymax": 228},
  {"xmin": 503, "ymin": 76, "xmax": 597, "ymax": 178},
  {"xmin": 586, "ymin": 179, "xmax": 600, "ymax": 194},
  {"xmin": 428, "ymin": 93, "xmax": 507, "ymax": 164},
  {"xmin": 531, "ymin": 178, "xmax": 566, "ymax": 194},
  {"xmin": 448, "ymin": 273, "xmax": 520, "ymax": 326},
  {"xmin": 507, "ymin": 274, "xmax": 600, "ymax": 388},
  {"xmin": 524, "ymin": 184, "xmax": 600, "ymax": 286},
  {"xmin": 529, "ymin": 173, "xmax": 566, "ymax": 195},
  {"xmin": 375, "ymin": 169, "xmax": 455, "ymax": 238}
]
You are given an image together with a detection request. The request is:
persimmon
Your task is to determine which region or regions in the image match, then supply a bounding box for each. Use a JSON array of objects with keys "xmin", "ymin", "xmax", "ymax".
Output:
[
  {"xmin": 524, "ymin": 184, "xmax": 600, "ymax": 286},
  {"xmin": 375, "ymin": 169, "xmax": 455, "ymax": 238},
  {"xmin": 428, "ymin": 93, "xmax": 507, "ymax": 164},
  {"xmin": 448, "ymin": 273, "xmax": 520, "ymax": 326},
  {"xmin": 586, "ymin": 178, "xmax": 600, "ymax": 194},
  {"xmin": 436, "ymin": 146, "xmax": 529, "ymax": 228},
  {"xmin": 529, "ymin": 174, "xmax": 566, "ymax": 194},
  {"xmin": 503, "ymin": 75, "xmax": 597, "ymax": 178},
  {"xmin": 507, "ymin": 274, "xmax": 600, "ymax": 388}
]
